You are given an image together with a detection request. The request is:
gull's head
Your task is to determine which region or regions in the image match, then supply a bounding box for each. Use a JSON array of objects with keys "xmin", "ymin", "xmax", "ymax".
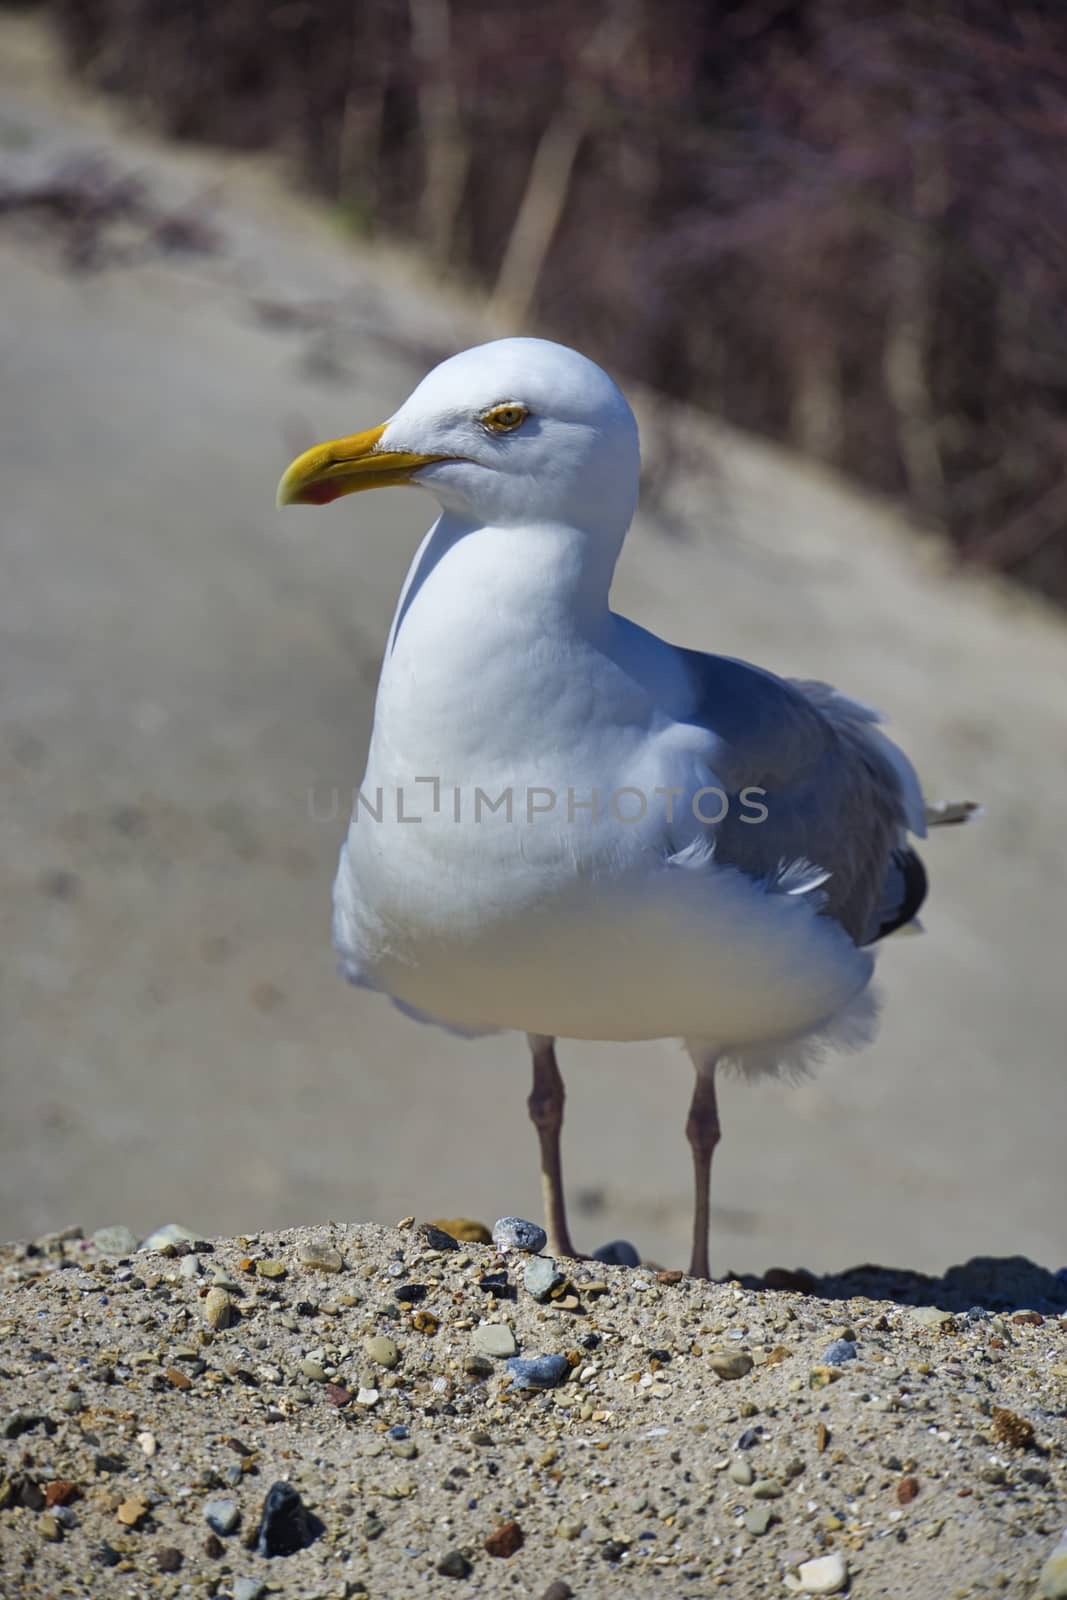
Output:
[{"xmin": 276, "ymin": 337, "xmax": 640, "ymax": 534}]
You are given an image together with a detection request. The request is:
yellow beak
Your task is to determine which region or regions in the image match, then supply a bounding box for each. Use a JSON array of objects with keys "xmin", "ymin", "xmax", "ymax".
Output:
[{"xmin": 275, "ymin": 422, "xmax": 448, "ymax": 508}]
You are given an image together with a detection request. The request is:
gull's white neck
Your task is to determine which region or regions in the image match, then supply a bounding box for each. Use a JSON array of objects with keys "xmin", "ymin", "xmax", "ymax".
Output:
[
  {"xmin": 370, "ymin": 509, "xmax": 627, "ymax": 776},
  {"xmin": 386, "ymin": 509, "xmax": 623, "ymax": 658}
]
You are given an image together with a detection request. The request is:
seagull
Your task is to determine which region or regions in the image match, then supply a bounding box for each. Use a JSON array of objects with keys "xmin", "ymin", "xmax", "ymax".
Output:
[{"xmin": 277, "ymin": 337, "xmax": 974, "ymax": 1278}]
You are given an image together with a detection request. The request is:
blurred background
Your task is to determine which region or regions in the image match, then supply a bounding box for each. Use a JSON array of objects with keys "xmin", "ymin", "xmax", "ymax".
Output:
[{"xmin": 1, "ymin": 0, "xmax": 1065, "ymax": 1273}]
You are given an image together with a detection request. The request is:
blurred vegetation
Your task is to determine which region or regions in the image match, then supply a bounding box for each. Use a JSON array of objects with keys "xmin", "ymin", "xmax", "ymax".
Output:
[{"xmin": 40, "ymin": 0, "xmax": 1067, "ymax": 602}]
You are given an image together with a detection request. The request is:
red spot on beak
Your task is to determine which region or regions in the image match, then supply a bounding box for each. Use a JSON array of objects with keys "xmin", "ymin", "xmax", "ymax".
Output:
[{"xmin": 302, "ymin": 480, "xmax": 343, "ymax": 505}]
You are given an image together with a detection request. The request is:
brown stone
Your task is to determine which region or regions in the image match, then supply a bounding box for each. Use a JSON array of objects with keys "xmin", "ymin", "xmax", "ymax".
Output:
[
  {"xmin": 44, "ymin": 1480, "xmax": 79, "ymax": 1507},
  {"xmin": 430, "ymin": 1216, "xmax": 492, "ymax": 1244},
  {"xmin": 484, "ymin": 1520, "xmax": 524, "ymax": 1558},
  {"xmin": 990, "ymin": 1406, "xmax": 1035, "ymax": 1449},
  {"xmin": 897, "ymin": 1476, "xmax": 920, "ymax": 1504},
  {"xmin": 116, "ymin": 1495, "xmax": 148, "ymax": 1527}
]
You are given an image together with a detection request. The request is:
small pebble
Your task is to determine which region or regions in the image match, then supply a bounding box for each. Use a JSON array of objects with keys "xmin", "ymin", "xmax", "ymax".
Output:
[
  {"xmin": 203, "ymin": 1497, "xmax": 240, "ymax": 1536},
  {"xmin": 203, "ymin": 1287, "xmax": 236, "ymax": 1330},
  {"xmin": 255, "ymin": 1258, "xmax": 286, "ymax": 1279},
  {"xmin": 299, "ymin": 1240, "xmax": 343, "ymax": 1272},
  {"xmin": 492, "ymin": 1217, "xmax": 548, "ymax": 1254},
  {"xmin": 821, "ymin": 1339, "xmax": 858, "ymax": 1365},
  {"xmin": 430, "ymin": 1217, "xmax": 491, "ymax": 1243},
  {"xmin": 179, "ymin": 1254, "xmax": 201, "ymax": 1280},
  {"xmin": 592, "ymin": 1239, "xmax": 640, "ymax": 1267},
  {"xmin": 524, "ymin": 1256, "xmax": 564, "ymax": 1301},
  {"xmin": 506, "ymin": 1353, "xmax": 570, "ymax": 1390},
  {"xmin": 116, "ymin": 1496, "xmax": 148, "ymax": 1528},
  {"xmin": 1039, "ymin": 1548, "xmax": 1067, "ymax": 1599},
  {"xmin": 419, "ymin": 1224, "xmax": 459, "ymax": 1250},
  {"xmin": 472, "ymin": 1323, "xmax": 518, "ymax": 1359},
  {"xmin": 364, "ymin": 1334, "xmax": 400, "ymax": 1368},
  {"xmin": 484, "ymin": 1519, "xmax": 524, "ymax": 1557},
  {"xmin": 92, "ymin": 1225, "xmax": 140, "ymax": 1257},
  {"xmin": 752, "ymin": 1478, "xmax": 784, "ymax": 1499},
  {"xmin": 437, "ymin": 1549, "xmax": 473, "ymax": 1578},
  {"xmin": 729, "ymin": 1459, "xmax": 754, "ymax": 1486},
  {"xmin": 233, "ymin": 1581, "xmax": 265, "ymax": 1600},
  {"xmin": 139, "ymin": 1223, "xmax": 198, "ymax": 1252},
  {"xmin": 709, "ymin": 1350, "xmax": 753, "ymax": 1381},
  {"xmin": 155, "ymin": 1547, "xmax": 183, "ymax": 1573},
  {"xmin": 254, "ymin": 1480, "xmax": 321, "ymax": 1557},
  {"xmin": 745, "ymin": 1506, "xmax": 773, "ymax": 1535},
  {"xmin": 794, "ymin": 1551, "xmax": 849, "ymax": 1594},
  {"xmin": 908, "ymin": 1306, "xmax": 955, "ymax": 1329},
  {"xmin": 38, "ymin": 1513, "xmax": 62, "ymax": 1543},
  {"xmin": 540, "ymin": 1585, "xmax": 573, "ymax": 1600}
]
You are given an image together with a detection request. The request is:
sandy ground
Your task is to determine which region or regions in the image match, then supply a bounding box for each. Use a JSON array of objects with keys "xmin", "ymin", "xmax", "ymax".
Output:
[
  {"xmin": 1, "ymin": 1220, "xmax": 1066, "ymax": 1599},
  {"xmin": 1, "ymin": 15, "xmax": 1066, "ymax": 1280}
]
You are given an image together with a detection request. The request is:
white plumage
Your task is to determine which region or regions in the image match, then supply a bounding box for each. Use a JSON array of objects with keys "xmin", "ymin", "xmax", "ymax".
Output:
[{"xmin": 277, "ymin": 336, "xmax": 973, "ymax": 1275}]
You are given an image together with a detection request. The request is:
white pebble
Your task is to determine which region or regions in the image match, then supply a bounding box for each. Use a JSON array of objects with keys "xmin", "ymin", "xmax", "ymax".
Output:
[{"xmin": 795, "ymin": 1551, "xmax": 849, "ymax": 1594}]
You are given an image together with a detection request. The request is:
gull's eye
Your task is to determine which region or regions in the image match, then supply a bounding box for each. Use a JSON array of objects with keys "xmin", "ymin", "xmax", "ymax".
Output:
[{"xmin": 481, "ymin": 402, "xmax": 529, "ymax": 433}]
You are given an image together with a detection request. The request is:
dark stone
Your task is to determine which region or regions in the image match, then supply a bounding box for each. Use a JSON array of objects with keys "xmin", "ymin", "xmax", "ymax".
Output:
[
  {"xmin": 436, "ymin": 1550, "xmax": 472, "ymax": 1578},
  {"xmin": 254, "ymin": 1480, "xmax": 324, "ymax": 1558},
  {"xmin": 155, "ymin": 1546, "xmax": 183, "ymax": 1572},
  {"xmin": 592, "ymin": 1240, "xmax": 640, "ymax": 1268},
  {"xmin": 419, "ymin": 1224, "xmax": 459, "ymax": 1251},
  {"xmin": 477, "ymin": 1272, "xmax": 514, "ymax": 1299},
  {"xmin": 601, "ymin": 1539, "xmax": 630, "ymax": 1562},
  {"xmin": 1, "ymin": 1412, "xmax": 43, "ymax": 1441},
  {"xmin": 93, "ymin": 1542, "xmax": 122, "ymax": 1568},
  {"xmin": 541, "ymin": 1584, "xmax": 574, "ymax": 1600},
  {"xmin": 394, "ymin": 1283, "xmax": 427, "ymax": 1303}
]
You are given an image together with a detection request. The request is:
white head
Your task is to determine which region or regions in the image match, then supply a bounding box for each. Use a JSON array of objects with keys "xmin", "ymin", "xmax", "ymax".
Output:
[{"xmin": 276, "ymin": 337, "xmax": 641, "ymax": 538}]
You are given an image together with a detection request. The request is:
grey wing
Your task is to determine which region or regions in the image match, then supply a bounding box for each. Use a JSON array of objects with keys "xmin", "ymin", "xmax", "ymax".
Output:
[{"xmin": 678, "ymin": 653, "xmax": 927, "ymax": 946}]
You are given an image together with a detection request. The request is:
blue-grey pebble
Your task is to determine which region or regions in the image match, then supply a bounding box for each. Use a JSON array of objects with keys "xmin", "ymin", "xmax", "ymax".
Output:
[
  {"xmin": 592, "ymin": 1239, "xmax": 640, "ymax": 1268},
  {"xmin": 233, "ymin": 1581, "xmax": 265, "ymax": 1600},
  {"xmin": 203, "ymin": 1497, "xmax": 240, "ymax": 1536},
  {"xmin": 524, "ymin": 1256, "xmax": 564, "ymax": 1301},
  {"xmin": 506, "ymin": 1353, "xmax": 570, "ymax": 1390},
  {"xmin": 821, "ymin": 1338, "xmax": 858, "ymax": 1366},
  {"xmin": 492, "ymin": 1217, "xmax": 547, "ymax": 1253}
]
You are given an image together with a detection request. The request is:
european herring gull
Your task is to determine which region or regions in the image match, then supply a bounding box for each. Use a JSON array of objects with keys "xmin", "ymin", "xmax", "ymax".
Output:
[{"xmin": 277, "ymin": 337, "xmax": 974, "ymax": 1277}]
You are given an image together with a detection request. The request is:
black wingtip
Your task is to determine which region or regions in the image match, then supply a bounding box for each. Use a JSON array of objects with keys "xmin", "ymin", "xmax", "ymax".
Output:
[{"xmin": 874, "ymin": 847, "xmax": 928, "ymax": 942}]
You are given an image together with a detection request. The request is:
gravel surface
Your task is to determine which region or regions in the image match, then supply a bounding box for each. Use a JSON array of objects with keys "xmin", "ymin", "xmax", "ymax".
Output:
[{"xmin": 2, "ymin": 1221, "xmax": 1066, "ymax": 1598}]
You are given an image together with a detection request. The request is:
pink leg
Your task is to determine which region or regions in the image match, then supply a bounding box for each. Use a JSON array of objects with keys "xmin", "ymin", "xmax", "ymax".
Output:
[
  {"xmin": 685, "ymin": 1050, "xmax": 721, "ymax": 1279},
  {"xmin": 526, "ymin": 1034, "xmax": 578, "ymax": 1259}
]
